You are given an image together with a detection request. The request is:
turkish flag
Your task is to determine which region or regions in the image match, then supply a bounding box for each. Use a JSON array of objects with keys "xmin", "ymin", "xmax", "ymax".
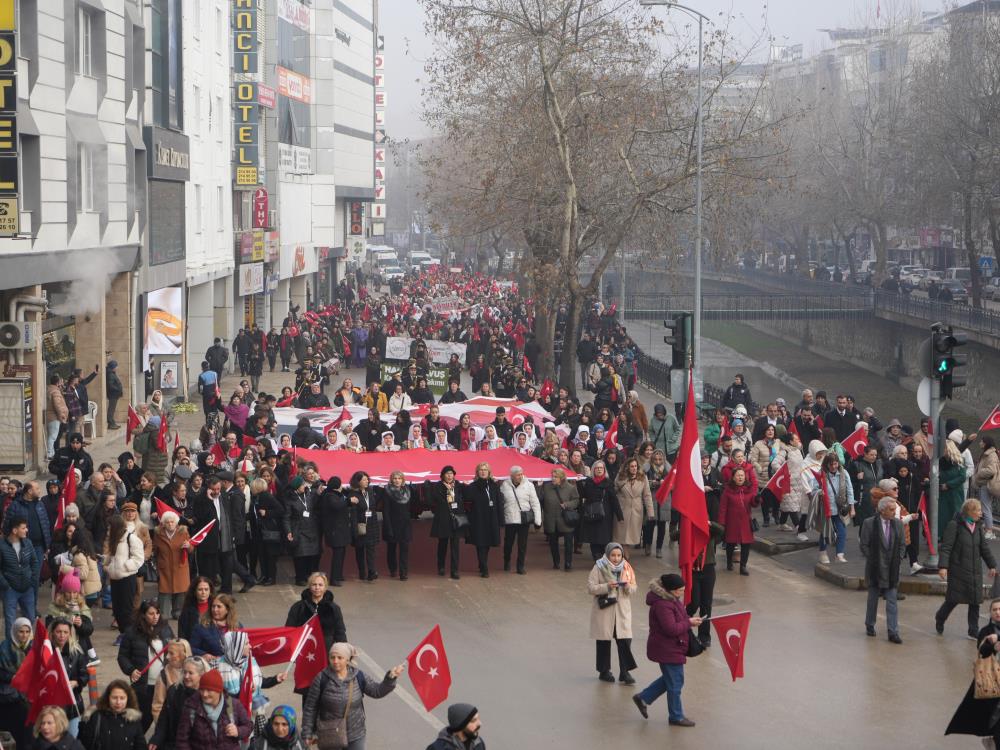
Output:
[
  {"xmin": 126, "ymin": 404, "xmax": 141, "ymax": 443},
  {"xmin": 12, "ymin": 619, "xmax": 50, "ymax": 695},
  {"xmin": 183, "ymin": 519, "xmax": 216, "ymax": 564},
  {"xmin": 980, "ymin": 404, "xmax": 1000, "ymax": 433},
  {"xmin": 175, "ymin": 431, "xmax": 181, "ymax": 450},
  {"xmin": 539, "ymin": 379, "xmax": 554, "ymax": 400},
  {"xmin": 787, "ymin": 419, "xmax": 799, "ymax": 440},
  {"xmin": 918, "ymin": 493, "xmax": 935, "ymax": 555},
  {"xmin": 54, "ymin": 460, "xmax": 77, "ymax": 530},
  {"xmin": 27, "ymin": 648, "xmax": 76, "ymax": 723},
  {"xmin": 239, "ymin": 659, "xmax": 255, "ymax": 716},
  {"xmin": 407, "ymin": 625, "xmax": 452, "ymax": 712},
  {"xmin": 245, "ymin": 624, "xmax": 299, "ymax": 666},
  {"xmin": 655, "ymin": 464, "xmax": 677, "ymax": 506},
  {"xmin": 324, "ymin": 407, "xmax": 352, "ymax": 436},
  {"xmin": 764, "ymin": 463, "xmax": 791, "ymax": 501},
  {"xmin": 673, "ymin": 375, "xmax": 710, "ymax": 605},
  {"xmin": 276, "ymin": 395, "xmax": 295, "ymax": 408},
  {"xmin": 289, "ymin": 448, "xmax": 298, "ymax": 479},
  {"xmin": 156, "ymin": 416, "xmax": 169, "ymax": 452},
  {"xmin": 711, "ymin": 611, "xmax": 752, "ymax": 681},
  {"xmin": 812, "ymin": 469, "xmax": 832, "ymax": 519},
  {"xmin": 842, "ymin": 424, "xmax": 869, "ymax": 459},
  {"xmin": 605, "ymin": 416, "xmax": 619, "ymax": 449},
  {"xmin": 292, "ymin": 615, "xmax": 326, "ymax": 690},
  {"xmin": 155, "ymin": 497, "xmax": 175, "ymax": 520}
]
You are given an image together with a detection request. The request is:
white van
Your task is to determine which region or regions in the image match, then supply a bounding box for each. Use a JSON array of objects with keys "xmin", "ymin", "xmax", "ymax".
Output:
[{"xmin": 944, "ymin": 267, "xmax": 973, "ymax": 283}]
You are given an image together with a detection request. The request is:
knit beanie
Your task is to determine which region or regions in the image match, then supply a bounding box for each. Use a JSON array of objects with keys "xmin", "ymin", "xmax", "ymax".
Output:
[
  {"xmin": 200, "ymin": 669, "xmax": 224, "ymax": 694},
  {"xmin": 446, "ymin": 703, "xmax": 477, "ymax": 733}
]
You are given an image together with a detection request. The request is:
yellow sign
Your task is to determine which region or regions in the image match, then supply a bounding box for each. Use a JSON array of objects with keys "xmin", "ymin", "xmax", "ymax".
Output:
[
  {"xmin": 0, "ymin": 0, "xmax": 13, "ymax": 32},
  {"xmin": 0, "ymin": 196, "xmax": 17, "ymax": 235},
  {"xmin": 235, "ymin": 166, "xmax": 258, "ymax": 186},
  {"xmin": 251, "ymin": 230, "xmax": 264, "ymax": 261}
]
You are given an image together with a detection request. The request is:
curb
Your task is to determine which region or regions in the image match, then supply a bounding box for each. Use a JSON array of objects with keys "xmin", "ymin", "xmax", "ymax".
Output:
[
  {"xmin": 813, "ymin": 563, "xmax": 993, "ymax": 596},
  {"xmin": 752, "ymin": 536, "xmax": 815, "ymax": 556}
]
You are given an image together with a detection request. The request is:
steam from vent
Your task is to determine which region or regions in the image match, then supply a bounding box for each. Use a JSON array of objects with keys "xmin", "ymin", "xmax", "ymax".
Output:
[{"xmin": 46, "ymin": 249, "xmax": 121, "ymax": 317}]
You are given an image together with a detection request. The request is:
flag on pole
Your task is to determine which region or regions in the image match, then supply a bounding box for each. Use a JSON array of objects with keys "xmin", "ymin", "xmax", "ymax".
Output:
[
  {"xmin": 239, "ymin": 660, "xmax": 255, "ymax": 716},
  {"xmin": 27, "ymin": 647, "xmax": 76, "ymax": 723},
  {"xmin": 655, "ymin": 464, "xmax": 677, "ymax": 506},
  {"xmin": 605, "ymin": 416, "xmax": 619, "ymax": 449},
  {"xmin": 711, "ymin": 611, "xmax": 752, "ymax": 681},
  {"xmin": 407, "ymin": 625, "xmax": 451, "ymax": 711},
  {"xmin": 174, "ymin": 430, "xmax": 180, "ymax": 450},
  {"xmin": 289, "ymin": 447, "xmax": 298, "ymax": 479},
  {"xmin": 979, "ymin": 404, "xmax": 1000, "ymax": 433},
  {"xmin": 291, "ymin": 615, "xmax": 325, "ymax": 690},
  {"xmin": 126, "ymin": 405, "xmax": 141, "ymax": 443},
  {"xmin": 842, "ymin": 424, "xmax": 869, "ymax": 459},
  {"xmin": 155, "ymin": 497, "xmax": 176, "ymax": 520},
  {"xmin": 156, "ymin": 416, "xmax": 169, "ymax": 452},
  {"xmin": 324, "ymin": 407, "xmax": 353, "ymax": 436},
  {"xmin": 764, "ymin": 463, "xmax": 791, "ymax": 501},
  {"xmin": 918, "ymin": 493, "xmax": 935, "ymax": 555},
  {"xmin": 245, "ymin": 624, "xmax": 300, "ymax": 666},
  {"xmin": 183, "ymin": 519, "xmax": 216, "ymax": 564},
  {"xmin": 673, "ymin": 374, "xmax": 710, "ymax": 605},
  {"xmin": 54, "ymin": 461, "xmax": 77, "ymax": 530},
  {"xmin": 12, "ymin": 619, "xmax": 51, "ymax": 694},
  {"xmin": 813, "ymin": 469, "xmax": 832, "ymax": 519}
]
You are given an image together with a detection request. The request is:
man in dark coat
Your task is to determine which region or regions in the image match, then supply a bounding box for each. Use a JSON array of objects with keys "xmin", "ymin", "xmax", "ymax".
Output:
[
  {"xmin": 106, "ymin": 360, "xmax": 124, "ymax": 429},
  {"xmin": 823, "ymin": 394, "xmax": 862, "ymax": 442},
  {"xmin": 427, "ymin": 704, "xmax": 485, "ymax": 750},
  {"xmin": 232, "ymin": 329, "xmax": 252, "ymax": 376},
  {"xmin": 859, "ymin": 496, "xmax": 906, "ymax": 643},
  {"xmin": 490, "ymin": 407, "xmax": 514, "ymax": 445},
  {"xmin": 192, "ymin": 474, "xmax": 255, "ymax": 595},
  {"xmin": 0, "ymin": 516, "xmax": 39, "ymax": 641},
  {"xmin": 936, "ymin": 500, "xmax": 998, "ymax": 638},
  {"xmin": 721, "ymin": 374, "xmax": 752, "ymax": 412},
  {"xmin": 48, "ymin": 432, "xmax": 94, "ymax": 482},
  {"xmin": 205, "ymin": 338, "xmax": 229, "ymax": 384}
]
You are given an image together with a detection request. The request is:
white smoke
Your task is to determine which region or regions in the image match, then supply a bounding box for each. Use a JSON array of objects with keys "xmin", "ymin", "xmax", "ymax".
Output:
[{"xmin": 47, "ymin": 249, "xmax": 122, "ymax": 317}]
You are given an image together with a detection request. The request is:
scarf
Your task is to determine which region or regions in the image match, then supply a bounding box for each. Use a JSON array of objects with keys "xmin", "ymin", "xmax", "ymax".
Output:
[
  {"xmin": 204, "ymin": 697, "xmax": 225, "ymax": 727},
  {"xmin": 386, "ymin": 484, "xmax": 410, "ymax": 504}
]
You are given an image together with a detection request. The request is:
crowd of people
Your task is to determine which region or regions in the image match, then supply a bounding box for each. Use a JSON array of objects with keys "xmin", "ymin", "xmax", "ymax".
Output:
[{"xmin": 10, "ymin": 264, "xmax": 1000, "ymax": 747}]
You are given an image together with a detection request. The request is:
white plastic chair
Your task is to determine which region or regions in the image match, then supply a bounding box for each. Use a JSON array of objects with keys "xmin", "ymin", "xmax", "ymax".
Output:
[{"xmin": 82, "ymin": 400, "xmax": 98, "ymax": 438}]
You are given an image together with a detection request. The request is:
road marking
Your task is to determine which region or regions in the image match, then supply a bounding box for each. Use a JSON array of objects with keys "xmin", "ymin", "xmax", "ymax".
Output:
[{"xmin": 356, "ymin": 648, "xmax": 445, "ymax": 731}]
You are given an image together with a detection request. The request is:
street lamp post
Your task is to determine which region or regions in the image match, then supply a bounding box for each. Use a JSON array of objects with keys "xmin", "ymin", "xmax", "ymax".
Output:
[{"xmin": 640, "ymin": 0, "xmax": 705, "ymax": 399}]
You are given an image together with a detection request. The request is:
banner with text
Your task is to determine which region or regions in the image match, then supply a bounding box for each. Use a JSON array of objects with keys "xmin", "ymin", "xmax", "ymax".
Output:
[{"xmin": 385, "ymin": 337, "xmax": 466, "ymax": 365}]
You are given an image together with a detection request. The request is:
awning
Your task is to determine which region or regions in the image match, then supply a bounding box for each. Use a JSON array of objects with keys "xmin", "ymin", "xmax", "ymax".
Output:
[
  {"xmin": 126, "ymin": 124, "xmax": 145, "ymax": 150},
  {"xmin": 17, "ymin": 102, "xmax": 38, "ymax": 136},
  {"xmin": 66, "ymin": 113, "xmax": 106, "ymax": 145}
]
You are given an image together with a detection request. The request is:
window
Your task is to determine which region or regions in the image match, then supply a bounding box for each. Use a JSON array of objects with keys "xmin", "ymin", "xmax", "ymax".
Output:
[
  {"xmin": 215, "ymin": 95, "xmax": 223, "ymax": 141},
  {"xmin": 77, "ymin": 144, "xmax": 94, "ymax": 212},
  {"xmin": 194, "ymin": 183, "xmax": 203, "ymax": 233},
  {"xmin": 217, "ymin": 8, "xmax": 223, "ymax": 53},
  {"xmin": 217, "ymin": 185, "xmax": 224, "ymax": 230},
  {"xmin": 192, "ymin": 84, "xmax": 201, "ymax": 130},
  {"xmin": 77, "ymin": 7, "xmax": 95, "ymax": 76}
]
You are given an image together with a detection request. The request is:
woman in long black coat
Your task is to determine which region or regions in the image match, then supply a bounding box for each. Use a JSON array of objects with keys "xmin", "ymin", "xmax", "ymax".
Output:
[
  {"xmin": 381, "ymin": 471, "xmax": 414, "ymax": 580},
  {"xmin": 936, "ymin": 499, "xmax": 998, "ymax": 638},
  {"xmin": 464, "ymin": 463, "xmax": 503, "ymax": 578},
  {"xmin": 347, "ymin": 471, "xmax": 381, "ymax": 582},
  {"xmin": 576, "ymin": 460, "xmax": 623, "ymax": 561},
  {"xmin": 946, "ymin": 597, "xmax": 1000, "ymax": 745},
  {"xmin": 283, "ymin": 476, "xmax": 322, "ymax": 586},
  {"xmin": 317, "ymin": 477, "xmax": 352, "ymax": 586},
  {"xmin": 116, "ymin": 601, "xmax": 174, "ymax": 731},
  {"xmin": 250, "ymin": 479, "xmax": 285, "ymax": 586},
  {"xmin": 425, "ymin": 466, "xmax": 466, "ymax": 580}
]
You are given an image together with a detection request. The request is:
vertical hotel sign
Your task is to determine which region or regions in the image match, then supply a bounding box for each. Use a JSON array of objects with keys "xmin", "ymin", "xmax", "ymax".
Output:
[
  {"xmin": 233, "ymin": 0, "xmax": 259, "ymax": 187},
  {"xmin": 0, "ymin": 0, "xmax": 18, "ymax": 236}
]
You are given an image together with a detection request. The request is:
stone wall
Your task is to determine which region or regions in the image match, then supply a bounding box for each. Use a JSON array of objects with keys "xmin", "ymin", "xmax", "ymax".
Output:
[{"xmin": 748, "ymin": 315, "xmax": 996, "ymax": 418}]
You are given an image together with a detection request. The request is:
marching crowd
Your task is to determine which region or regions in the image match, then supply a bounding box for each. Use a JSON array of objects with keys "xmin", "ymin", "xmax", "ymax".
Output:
[{"xmin": 10, "ymin": 266, "xmax": 1000, "ymax": 747}]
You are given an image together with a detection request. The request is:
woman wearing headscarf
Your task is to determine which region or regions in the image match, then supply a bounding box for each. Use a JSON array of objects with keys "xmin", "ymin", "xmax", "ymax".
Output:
[
  {"xmin": 465, "ymin": 463, "xmax": 503, "ymax": 578},
  {"xmin": 300, "ymin": 643, "xmax": 404, "ymax": 749},
  {"xmin": 381, "ymin": 471, "xmax": 414, "ymax": 580},
  {"xmin": 347, "ymin": 471, "xmax": 380, "ymax": 582},
  {"xmin": 249, "ymin": 705, "xmax": 306, "ymax": 750},
  {"xmin": 375, "ymin": 431, "xmax": 401, "ymax": 453},
  {"xmin": 478, "ymin": 424, "xmax": 506, "ymax": 450},
  {"xmin": 403, "ymin": 424, "xmax": 430, "ymax": 450},
  {"xmin": 431, "ymin": 428, "xmax": 455, "ymax": 451},
  {"xmin": 0, "ymin": 617, "xmax": 32, "ymax": 747},
  {"xmin": 614, "ymin": 457, "xmax": 654, "ymax": 552},
  {"xmin": 216, "ymin": 630, "xmax": 286, "ymax": 717},
  {"xmin": 117, "ymin": 599, "xmax": 175, "ymax": 730},
  {"xmin": 578, "ymin": 461, "xmax": 624, "ymax": 562},
  {"xmin": 587, "ymin": 542, "xmax": 638, "ymax": 684},
  {"xmin": 174, "ymin": 669, "xmax": 252, "ymax": 750},
  {"xmin": 426, "ymin": 466, "xmax": 466, "ymax": 580}
]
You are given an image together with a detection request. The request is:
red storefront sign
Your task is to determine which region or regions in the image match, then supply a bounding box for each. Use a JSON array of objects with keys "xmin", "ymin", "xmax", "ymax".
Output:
[{"xmin": 253, "ymin": 188, "xmax": 269, "ymax": 229}]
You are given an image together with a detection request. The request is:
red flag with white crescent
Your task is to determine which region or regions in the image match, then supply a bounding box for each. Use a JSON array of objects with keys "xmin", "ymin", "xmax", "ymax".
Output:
[
  {"xmin": 672, "ymin": 373, "xmax": 710, "ymax": 605},
  {"xmin": 239, "ymin": 659, "xmax": 255, "ymax": 716},
  {"xmin": 183, "ymin": 519, "xmax": 216, "ymax": 564},
  {"xmin": 917, "ymin": 493, "xmax": 935, "ymax": 555},
  {"xmin": 245, "ymin": 624, "xmax": 299, "ymax": 666},
  {"xmin": 842, "ymin": 424, "xmax": 869, "ymax": 459},
  {"xmin": 55, "ymin": 460, "xmax": 76, "ymax": 531},
  {"xmin": 324, "ymin": 407, "xmax": 352, "ymax": 436},
  {"xmin": 126, "ymin": 404, "xmax": 141, "ymax": 443},
  {"xmin": 605, "ymin": 416, "xmax": 619, "ymax": 449},
  {"xmin": 764, "ymin": 463, "xmax": 791, "ymax": 500},
  {"xmin": 12, "ymin": 619, "xmax": 51, "ymax": 696},
  {"xmin": 292, "ymin": 615, "xmax": 326, "ymax": 690},
  {"xmin": 27, "ymin": 647, "xmax": 76, "ymax": 723},
  {"xmin": 711, "ymin": 611, "xmax": 752, "ymax": 681},
  {"xmin": 156, "ymin": 416, "xmax": 169, "ymax": 452},
  {"xmin": 813, "ymin": 469, "xmax": 832, "ymax": 519},
  {"xmin": 979, "ymin": 405, "xmax": 1000, "ymax": 433},
  {"xmin": 655, "ymin": 464, "xmax": 677, "ymax": 506},
  {"xmin": 407, "ymin": 625, "xmax": 452, "ymax": 712}
]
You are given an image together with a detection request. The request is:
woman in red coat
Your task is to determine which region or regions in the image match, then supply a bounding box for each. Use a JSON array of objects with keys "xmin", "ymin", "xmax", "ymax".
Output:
[{"xmin": 719, "ymin": 467, "xmax": 759, "ymax": 576}]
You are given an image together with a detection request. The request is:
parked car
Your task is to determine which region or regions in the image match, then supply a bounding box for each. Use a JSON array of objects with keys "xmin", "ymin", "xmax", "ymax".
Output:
[
  {"xmin": 383, "ymin": 266, "xmax": 405, "ymax": 280},
  {"xmin": 937, "ymin": 280, "xmax": 969, "ymax": 304},
  {"xmin": 983, "ymin": 277, "xmax": 1000, "ymax": 301},
  {"xmin": 918, "ymin": 270, "xmax": 945, "ymax": 290},
  {"xmin": 901, "ymin": 268, "xmax": 929, "ymax": 289}
]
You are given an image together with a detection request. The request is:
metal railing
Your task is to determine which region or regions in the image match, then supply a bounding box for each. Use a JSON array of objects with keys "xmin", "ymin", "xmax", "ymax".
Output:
[
  {"xmin": 873, "ymin": 290, "xmax": 1000, "ymax": 339},
  {"xmin": 624, "ymin": 293, "xmax": 874, "ymax": 322}
]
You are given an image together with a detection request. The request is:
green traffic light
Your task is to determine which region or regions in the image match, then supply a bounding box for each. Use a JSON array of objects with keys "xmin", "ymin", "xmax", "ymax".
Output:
[{"xmin": 938, "ymin": 360, "xmax": 949, "ymax": 373}]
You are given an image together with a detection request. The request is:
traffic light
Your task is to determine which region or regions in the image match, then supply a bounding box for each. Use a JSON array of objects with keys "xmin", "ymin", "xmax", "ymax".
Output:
[
  {"xmin": 934, "ymin": 327, "xmax": 968, "ymax": 399},
  {"xmin": 663, "ymin": 313, "xmax": 691, "ymax": 369}
]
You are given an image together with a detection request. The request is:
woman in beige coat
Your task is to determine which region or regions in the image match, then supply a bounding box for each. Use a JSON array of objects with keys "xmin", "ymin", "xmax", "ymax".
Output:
[
  {"xmin": 614, "ymin": 458, "xmax": 654, "ymax": 548},
  {"xmin": 587, "ymin": 542, "xmax": 638, "ymax": 684}
]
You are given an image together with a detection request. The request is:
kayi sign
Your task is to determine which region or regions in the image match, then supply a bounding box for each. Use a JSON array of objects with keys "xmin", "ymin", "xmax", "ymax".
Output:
[
  {"xmin": 0, "ymin": 0, "xmax": 17, "ymax": 236},
  {"xmin": 232, "ymin": 0, "xmax": 259, "ymax": 186}
]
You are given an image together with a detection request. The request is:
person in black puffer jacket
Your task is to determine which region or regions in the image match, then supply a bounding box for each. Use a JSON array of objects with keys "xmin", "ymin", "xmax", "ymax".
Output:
[
  {"xmin": 149, "ymin": 655, "xmax": 208, "ymax": 750},
  {"xmin": 48, "ymin": 618, "xmax": 90, "ymax": 735},
  {"xmin": 317, "ymin": 478, "xmax": 352, "ymax": 586},
  {"xmin": 285, "ymin": 574, "xmax": 348, "ymax": 691},
  {"xmin": 29, "ymin": 706, "xmax": 86, "ymax": 750},
  {"xmin": 78, "ymin": 679, "xmax": 146, "ymax": 750},
  {"xmin": 116, "ymin": 600, "xmax": 175, "ymax": 731}
]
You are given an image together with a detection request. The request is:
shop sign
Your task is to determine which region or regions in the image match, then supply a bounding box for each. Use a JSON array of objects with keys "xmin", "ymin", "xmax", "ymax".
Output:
[
  {"xmin": 252, "ymin": 230, "xmax": 265, "ymax": 261},
  {"xmin": 252, "ymin": 187, "xmax": 268, "ymax": 228},
  {"xmin": 278, "ymin": 67, "xmax": 312, "ymax": 103},
  {"xmin": 257, "ymin": 83, "xmax": 276, "ymax": 108},
  {"xmin": 239, "ymin": 262, "xmax": 264, "ymax": 295},
  {"xmin": 232, "ymin": 0, "xmax": 257, "ymax": 73},
  {"xmin": 233, "ymin": 82, "xmax": 259, "ymax": 186},
  {"xmin": 348, "ymin": 201, "xmax": 364, "ymax": 235},
  {"xmin": 0, "ymin": 0, "xmax": 18, "ymax": 235}
]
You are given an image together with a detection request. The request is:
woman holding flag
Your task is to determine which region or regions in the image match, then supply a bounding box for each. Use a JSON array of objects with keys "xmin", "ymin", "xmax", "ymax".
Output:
[
  {"xmin": 216, "ymin": 630, "xmax": 286, "ymax": 718},
  {"xmin": 153, "ymin": 511, "xmax": 190, "ymax": 621},
  {"xmin": 116, "ymin": 599, "xmax": 174, "ymax": 730}
]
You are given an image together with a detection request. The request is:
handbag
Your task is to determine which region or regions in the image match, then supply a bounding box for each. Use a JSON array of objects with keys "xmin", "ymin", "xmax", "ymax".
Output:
[
  {"xmin": 450, "ymin": 512, "xmax": 470, "ymax": 532},
  {"xmin": 583, "ymin": 499, "xmax": 605, "ymax": 522},
  {"xmin": 975, "ymin": 653, "xmax": 1000, "ymax": 699},
  {"xmin": 520, "ymin": 509, "xmax": 535, "ymax": 526},
  {"xmin": 561, "ymin": 508, "xmax": 581, "ymax": 528},
  {"xmin": 261, "ymin": 528, "xmax": 281, "ymax": 542},
  {"xmin": 139, "ymin": 556, "xmax": 159, "ymax": 583},
  {"xmin": 356, "ymin": 522, "xmax": 367, "ymax": 537},
  {"xmin": 317, "ymin": 676, "xmax": 353, "ymax": 749},
  {"xmin": 597, "ymin": 594, "xmax": 618, "ymax": 609},
  {"xmin": 686, "ymin": 629, "xmax": 705, "ymax": 657}
]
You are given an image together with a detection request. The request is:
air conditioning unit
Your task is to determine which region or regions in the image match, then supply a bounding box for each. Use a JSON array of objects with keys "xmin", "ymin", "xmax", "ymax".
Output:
[{"xmin": 0, "ymin": 322, "xmax": 40, "ymax": 350}]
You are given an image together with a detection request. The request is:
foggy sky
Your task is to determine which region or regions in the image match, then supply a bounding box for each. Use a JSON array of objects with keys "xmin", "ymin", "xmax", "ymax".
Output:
[{"xmin": 379, "ymin": 0, "xmax": 947, "ymax": 140}]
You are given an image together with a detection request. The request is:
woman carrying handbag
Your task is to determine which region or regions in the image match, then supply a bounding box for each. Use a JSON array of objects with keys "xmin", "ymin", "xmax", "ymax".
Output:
[{"xmin": 946, "ymin": 598, "xmax": 1000, "ymax": 746}]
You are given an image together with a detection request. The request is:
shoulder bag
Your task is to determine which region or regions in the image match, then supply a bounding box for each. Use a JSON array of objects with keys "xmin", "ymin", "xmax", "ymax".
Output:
[
  {"xmin": 975, "ymin": 653, "xmax": 1000, "ymax": 699},
  {"xmin": 686, "ymin": 629, "xmax": 705, "ymax": 657},
  {"xmin": 317, "ymin": 675, "xmax": 353, "ymax": 750}
]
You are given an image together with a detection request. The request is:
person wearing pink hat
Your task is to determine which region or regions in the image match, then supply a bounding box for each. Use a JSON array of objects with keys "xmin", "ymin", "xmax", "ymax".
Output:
[{"xmin": 46, "ymin": 570, "xmax": 96, "ymax": 665}]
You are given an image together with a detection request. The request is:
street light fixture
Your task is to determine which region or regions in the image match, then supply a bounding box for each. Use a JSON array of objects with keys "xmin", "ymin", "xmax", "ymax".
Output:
[{"xmin": 639, "ymin": 0, "xmax": 706, "ymax": 399}]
